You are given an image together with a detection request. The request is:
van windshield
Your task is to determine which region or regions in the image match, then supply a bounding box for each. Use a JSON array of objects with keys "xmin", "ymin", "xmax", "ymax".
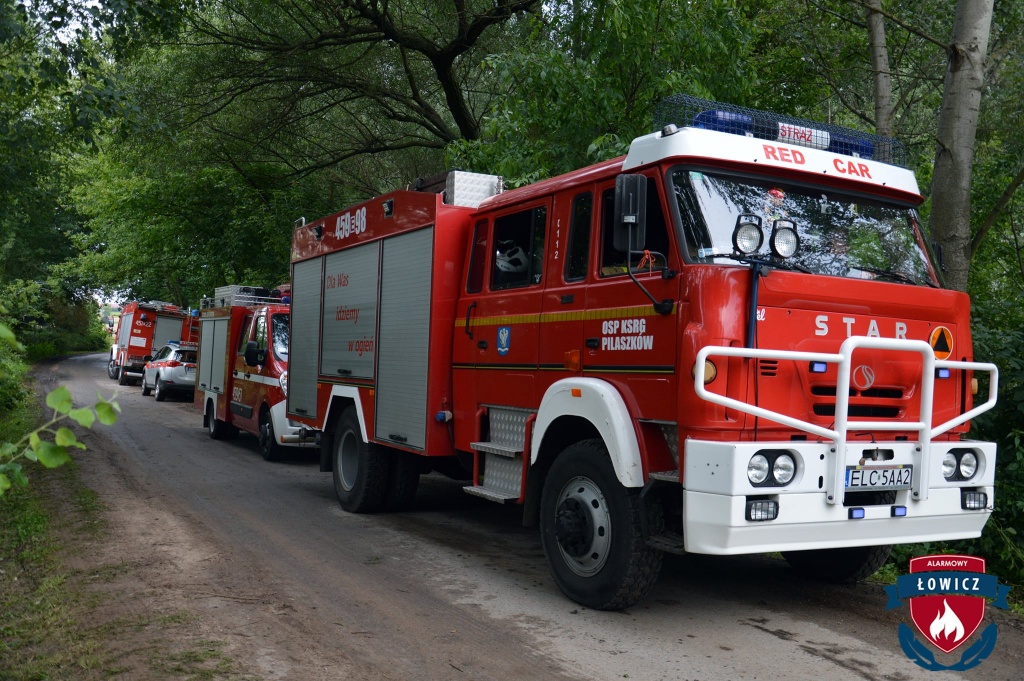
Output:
[
  {"xmin": 272, "ymin": 313, "xmax": 289, "ymax": 362},
  {"xmin": 671, "ymin": 168, "xmax": 936, "ymax": 286}
]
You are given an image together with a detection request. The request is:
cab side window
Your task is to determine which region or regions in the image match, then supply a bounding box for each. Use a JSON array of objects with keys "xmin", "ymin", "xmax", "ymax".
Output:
[
  {"xmin": 466, "ymin": 220, "xmax": 489, "ymax": 294},
  {"xmin": 564, "ymin": 193, "xmax": 592, "ymax": 282},
  {"xmin": 254, "ymin": 315, "xmax": 268, "ymax": 351},
  {"xmin": 491, "ymin": 206, "xmax": 547, "ymax": 290},
  {"xmin": 236, "ymin": 314, "xmax": 253, "ymax": 354},
  {"xmin": 600, "ymin": 179, "xmax": 670, "ymax": 277}
]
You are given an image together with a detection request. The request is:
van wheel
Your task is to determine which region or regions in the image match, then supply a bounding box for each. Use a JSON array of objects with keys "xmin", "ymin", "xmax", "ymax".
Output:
[
  {"xmin": 206, "ymin": 400, "xmax": 228, "ymax": 440},
  {"xmin": 107, "ymin": 360, "xmax": 118, "ymax": 380},
  {"xmin": 384, "ymin": 450, "xmax": 420, "ymax": 511},
  {"xmin": 783, "ymin": 544, "xmax": 893, "ymax": 583},
  {"xmin": 259, "ymin": 409, "xmax": 282, "ymax": 462},
  {"xmin": 154, "ymin": 377, "xmax": 167, "ymax": 402},
  {"xmin": 540, "ymin": 439, "xmax": 662, "ymax": 610},
  {"xmin": 332, "ymin": 407, "xmax": 390, "ymax": 513},
  {"xmin": 141, "ymin": 378, "xmax": 152, "ymax": 396}
]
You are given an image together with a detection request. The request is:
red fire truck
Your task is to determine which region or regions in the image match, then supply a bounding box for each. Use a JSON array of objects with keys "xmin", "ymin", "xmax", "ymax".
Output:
[
  {"xmin": 286, "ymin": 96, "xmax": 999, "ymax": 610},
  {"xmin": 107, "ymin": 300, "xmax": 194, "ymax": 386},
  {"xmin": 194, "ymin": 285, "xmax": 309, "ymax": 461}
]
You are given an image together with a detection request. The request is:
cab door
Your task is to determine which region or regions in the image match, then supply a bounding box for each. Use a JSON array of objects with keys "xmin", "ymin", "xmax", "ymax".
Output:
[
  {"xmin": 455, "ymin": 201, "xmax": 550, "ymax": 442},
  {"xmin": 582, "ymin": 175, "xmax": 679, "ymax": 423},
  {"xmin": 230, "ymin": 312, "xmax": 257, "ymax": 432},
  {"xmin": 538, "ymin": 190, "xmax": 593, "ymax": 382}
]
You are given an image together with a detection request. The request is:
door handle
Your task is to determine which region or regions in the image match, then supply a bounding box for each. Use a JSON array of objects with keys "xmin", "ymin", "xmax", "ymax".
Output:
[
  {"xmin": 585, "ymin": 338, "xmax": 600, "ymax": 349},
  {"xmin": 478, "ymin": 340, "xmax": 488, "ymax": 349},
  {"xmin": 464, "ymin": 302, "xmax": 477, "ymax": 338},
  {"xmin": 561, "ymin": 294, "xmax": 574, "ymax": 304}
]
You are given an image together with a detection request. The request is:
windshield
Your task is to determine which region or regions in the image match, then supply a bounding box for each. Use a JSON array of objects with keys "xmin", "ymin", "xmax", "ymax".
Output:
[
  {"xmin": 272, "ymin": 313, "xmax": 289, "ymax": 362},
  {"xmin": 671, "ymin": 169, "xmax": 935, "ymax": 285}
]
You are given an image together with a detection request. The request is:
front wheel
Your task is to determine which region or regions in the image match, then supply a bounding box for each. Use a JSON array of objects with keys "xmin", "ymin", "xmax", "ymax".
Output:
[
  {"xmin": 259, "ymin": 409, "xmax": 282, "ymax": 462},
  {"xmin": 107, "ymin": 359, "xmax": 118, "ymax": 380},
  {"xmin": 783, "ymin": 544, "xmax": 892, "ymax": 583},
  {"xmin": 332, "ymin": 407, "xmax": 390, "ymax": 513},
  {"xmin": 540, "ymin": 439, "xmax": 662, "ymax": 610},
  {"xmin": 154, "ymin": 377, "xmax": 167, "ymax": 402},
  {"xmin": 141, "ymin": 376, "xmax": 152, "ymax": 396}
]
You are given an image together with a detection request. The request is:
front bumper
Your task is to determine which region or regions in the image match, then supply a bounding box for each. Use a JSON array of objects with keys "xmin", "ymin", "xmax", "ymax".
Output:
[{"xmin": 682, "ymin": 438, "xmax": 995, "ymax": 555}]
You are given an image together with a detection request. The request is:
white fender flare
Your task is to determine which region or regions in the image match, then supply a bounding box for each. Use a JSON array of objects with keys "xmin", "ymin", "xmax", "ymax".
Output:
[
  {"xmin": 323, "ymin": 384, "xmax": 369, "ymax": 442},
  {"xmin": 531, "ymin": 378, "xmax": 644, "ymax": 488}
]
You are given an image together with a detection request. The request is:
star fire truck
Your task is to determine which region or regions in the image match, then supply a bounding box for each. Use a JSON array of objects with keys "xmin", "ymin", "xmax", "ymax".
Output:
[
  {"xmin": 286, "ymin": 95, "xmax": 998, "ymax": 610},
  {"xmin": 194, "ymin": 285, "xmax": 310, "ymax": 461},
  {"xmin": 108, "ymin": 300, "xmax": 196, "ymax": 386}
]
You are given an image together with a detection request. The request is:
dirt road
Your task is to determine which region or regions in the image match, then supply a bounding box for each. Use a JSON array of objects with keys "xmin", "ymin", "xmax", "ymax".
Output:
[{"xmin": 41, "ymin": 353, "xmax": 1023, "ymax": 680}]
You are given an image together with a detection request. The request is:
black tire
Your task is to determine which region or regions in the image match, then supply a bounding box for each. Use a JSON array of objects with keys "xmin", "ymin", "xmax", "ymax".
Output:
[
  {"xmin": 117, "ymin": 367, "xmax": 129, "ymax": 386},
  {"xmin": 154, "ymin": 377, "xmax": 167, "ymax": 402},
  {"xmin": 107, "ymin": 359, "xmax": 118, "ymax": 380},
  {"xmin": 332, "ymin": 407, "xmax": 390, "ymax": 513},
  {"xmin": 141, "ymin": 376, "xmax": 152, "ymax": 396},
  {"xmin": 540, "ymin": 439, "xmax": 663, "ymax": 610},
  {"xmin": 259, "ymin": 409, "xmax": 282, "ymax": 462},
  {"xmin": 783, "ymin": 544, "xmax": 893, "ymax": 583},
  {"xmin": 206, "ymin": 400, "xmax": 228, "ymax": 440},
  {"xmin": 384, "ymin": 449, "xmax": 420, "ymax": 511}
]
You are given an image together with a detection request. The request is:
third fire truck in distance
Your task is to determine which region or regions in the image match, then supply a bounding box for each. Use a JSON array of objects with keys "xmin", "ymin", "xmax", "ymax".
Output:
[
  {"xmin": 108, "ymin": 300, "xmax": 195, "ymax": 386},
  {"xmin": 194, "ymin": 285, "xmax": 310, "ymax": 461},
  {"xmin": 285, "ymin": 95, "xmax": 999, "ymax": 610}
]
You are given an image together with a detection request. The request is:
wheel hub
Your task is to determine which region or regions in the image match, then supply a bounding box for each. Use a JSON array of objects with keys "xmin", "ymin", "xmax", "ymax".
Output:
[{"xmin": 555, "ymin": 498, "xmax": 593, "ymax": 557}]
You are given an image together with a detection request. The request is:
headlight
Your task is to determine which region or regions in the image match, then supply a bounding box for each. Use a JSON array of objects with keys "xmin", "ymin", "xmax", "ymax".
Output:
[
  {"xmin": 942, "ymin": 452, "xmax": 957, "ymax": 479},
  {"xmin": 769, "ymin": 220, "xmax": 799, "ymax": 258},
  {"xmin": 773, "ymin": 454, "xmax": 796, "ymax": 484},
  {"xmin": 959, "ymin": 452, "xmax": 978, "ymax": 479},
  {"xmin": 279, "ymin": 371, "xmax": 288, "ymax": 397},
  {"xmin": 733, "ymin": 222, "xmax": 763, "ymax": 255},
  {"xmin": 747, "ymin": 454, "xmax": 769, "ymax": 484}
]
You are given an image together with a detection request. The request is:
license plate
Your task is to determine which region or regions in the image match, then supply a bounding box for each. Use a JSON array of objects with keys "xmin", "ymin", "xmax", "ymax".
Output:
[
  {"xmin": 845, "ymin": 465, "xmax": 913, "ymax": 490},
  {"xmin": 185, "ymin": 366, "xmax": 195, "ymax": 374}
]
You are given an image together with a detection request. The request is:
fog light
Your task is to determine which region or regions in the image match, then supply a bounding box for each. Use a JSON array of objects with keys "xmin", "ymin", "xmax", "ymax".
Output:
[
  {"xmin": 746, "ymin": 499, "xmax": 778, "ymax": 521},
  {"xmin": 891, "ymin": 506, "xmax": 907, "ymax": 517},
  {"xmin": 848, "ymin": 507, "xmax": 865, "ymax": 519},
  {"xmin": 961, "ymin": 490, "xmax": 988, "ymax": 510}
]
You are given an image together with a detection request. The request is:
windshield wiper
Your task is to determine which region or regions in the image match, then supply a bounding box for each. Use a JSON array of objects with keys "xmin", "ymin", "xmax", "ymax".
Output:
[
  {"xmin": 848, "ymin": 263, "xmax": 936, "ymax": 287},
  {"xmin": 700, "ymin": 252, "xmax": 812, "ymax": 274}
]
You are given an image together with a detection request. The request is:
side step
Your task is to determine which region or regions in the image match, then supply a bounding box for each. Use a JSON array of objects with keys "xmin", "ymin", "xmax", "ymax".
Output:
[{"xmin": 464, "ymin": 443, "xmax": 523, "ymax": 504}]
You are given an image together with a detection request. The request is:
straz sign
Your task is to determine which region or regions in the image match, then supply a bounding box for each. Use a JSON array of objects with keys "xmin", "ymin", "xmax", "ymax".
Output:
[{"xmin": 884, "ymin": 554, "xmax": 1011, "ymax": 671}]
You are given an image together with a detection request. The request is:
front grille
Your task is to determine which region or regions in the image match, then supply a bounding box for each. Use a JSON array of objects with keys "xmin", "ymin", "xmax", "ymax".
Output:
[{"xmin": 813, "ymin": 405, "xmax": 901, "ymax": 418}]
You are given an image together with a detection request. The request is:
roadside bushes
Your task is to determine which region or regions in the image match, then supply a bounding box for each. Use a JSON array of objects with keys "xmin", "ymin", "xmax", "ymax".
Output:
[{"xmin": 0, "ymin": 279, "xmax": 109, "ymax": 361}]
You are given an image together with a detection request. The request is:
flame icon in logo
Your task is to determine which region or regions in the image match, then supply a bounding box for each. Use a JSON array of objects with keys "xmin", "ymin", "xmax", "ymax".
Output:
[{"xmin": 929, "ymin": 599, "xmax": 966, "ymax": 643}]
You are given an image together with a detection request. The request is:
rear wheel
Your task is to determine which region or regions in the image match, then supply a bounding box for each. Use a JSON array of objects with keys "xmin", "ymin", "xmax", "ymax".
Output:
[
  {"xmin": 154, "ymin": 377, "xmax": 167, "ymax": 402},
  {"xmin": 384, "ymin": 450, "xmax": 420, "ymax": 511},
  {"xmin": 206, "ymin": 400, "xmax": 228, "ymax": 440},
  {"xmin": 259, "ymin": 409, "xmax": 282, "ymax": 462},
  {"xmin": 332, "ymin": 407, "xmax": 390, "ymax": 512},
  {"xmin": 117, "ymin": 367, "xmax": 129, "ymax": 386},
  {"xmin": 540, "ymin": 439, "xmax": 662, "ymax": 610}
]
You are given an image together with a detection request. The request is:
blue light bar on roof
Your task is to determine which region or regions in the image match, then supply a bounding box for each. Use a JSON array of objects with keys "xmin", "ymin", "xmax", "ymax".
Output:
[{"xmin": 694, "ymin": 109, "xmax": 753, "ymax": 136}]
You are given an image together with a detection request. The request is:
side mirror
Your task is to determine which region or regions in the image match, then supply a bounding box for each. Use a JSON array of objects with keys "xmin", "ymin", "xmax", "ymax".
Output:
[
  {"xmin": 244, "ymin": 340, "xmax": 266, "ymax": 367},
  {"xmin": 613, "ymin": 174, "xmax": 648, "ymax": 252},
  {"xmin": 143, "ymin": 355, "xmax": 153, "ymax": 362}
]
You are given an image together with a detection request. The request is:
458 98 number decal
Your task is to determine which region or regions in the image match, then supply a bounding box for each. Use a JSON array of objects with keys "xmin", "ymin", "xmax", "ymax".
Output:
[{"xmin": 334, "ymin": 207, "xmax": 367, "ymax": 241}]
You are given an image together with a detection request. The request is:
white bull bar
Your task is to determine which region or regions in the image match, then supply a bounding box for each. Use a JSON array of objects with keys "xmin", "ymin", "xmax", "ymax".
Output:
[{"xmin": 694, "ymin": 336, "xmax": 998, "ymax": 505}]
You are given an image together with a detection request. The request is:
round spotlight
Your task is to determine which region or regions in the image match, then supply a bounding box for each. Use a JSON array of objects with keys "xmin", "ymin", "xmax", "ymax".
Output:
[
  {"xmin": 959, "ymin": 452, "xmax": 978, "ymax": 479},
  {"xmin": 942, "ymin": 452, "xmax": 957, "ymax": 480},
  {"xmin": 733, "ymin": 222, "xmax": 763, "ymax": 255},
  {"xmin": 773, "ymin": 454, "xmax": 796, "ymax": 485},
  {"xmin": 747, "ymin": 454, "xmax": 769, "ymax": 484},
  {"xmin": 769, "ymin": 220, "xmax": 800, "ymax": 258}
]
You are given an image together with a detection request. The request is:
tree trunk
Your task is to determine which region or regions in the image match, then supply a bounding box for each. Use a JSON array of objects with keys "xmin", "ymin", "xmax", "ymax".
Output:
[
  {"xmin": 929, "ymin": 0, "xmax": 994, "ymax": 292},
  {"xmin": 865, "ymin": 0, "xmax": 893, "ymax": 138}
]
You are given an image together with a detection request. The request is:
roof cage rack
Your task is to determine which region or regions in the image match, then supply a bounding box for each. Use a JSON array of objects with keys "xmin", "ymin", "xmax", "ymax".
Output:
[
  {"xmin": 200, "ymin": 284, "xmax": 284, "ymax": 309},
  {"xmin": 653, "ymin": 94, "xmax": 906, "ymax": 167}
]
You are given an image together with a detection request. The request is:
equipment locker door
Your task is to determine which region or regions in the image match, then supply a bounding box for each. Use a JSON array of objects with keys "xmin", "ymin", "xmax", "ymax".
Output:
[
  {"xmin": 375, "ymin": 228, "xmax": 433, "ymax": 449},
  {"xmin": 288, "ymin": 257, "xmax": 323, "ymax": 420},
  {"xmin": 153, "ymin": 315, "xmax": 185, "ymax": 355}
]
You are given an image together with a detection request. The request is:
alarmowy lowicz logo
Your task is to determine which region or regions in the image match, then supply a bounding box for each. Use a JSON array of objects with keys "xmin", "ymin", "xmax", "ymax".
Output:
[{"xmin": 884, "ymin": 554, "xmax": 1012, "ymax": 671}]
